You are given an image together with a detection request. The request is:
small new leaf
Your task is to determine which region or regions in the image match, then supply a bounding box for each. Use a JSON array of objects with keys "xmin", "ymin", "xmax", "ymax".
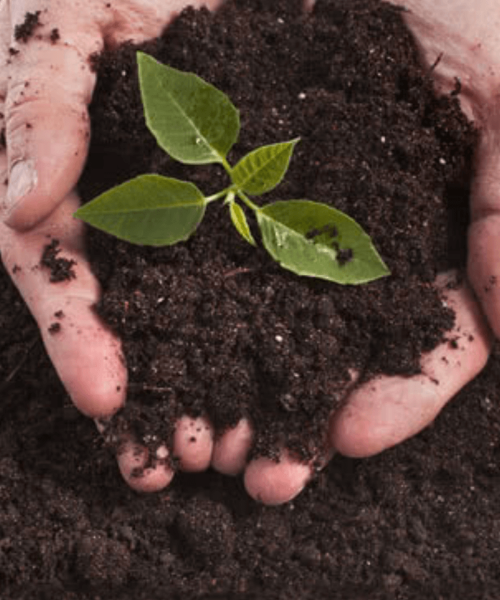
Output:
[
  {"xmin": 137, "ymin": 52, "xmax": 240, "ymax": 164},
  {"xmin": 231, "ymin": 139, "xmax": 299, "ymax": 195},
  {"xmin": 256, "ymin": 200, "xmax": 390, "ymax": 284},
  {"xmin": 229, "ymin": 200, "xmax": 256, "ymax": 246},
  {"xmin": 75, "ymin": 175, "xmax": 206, "ymax": 246}
]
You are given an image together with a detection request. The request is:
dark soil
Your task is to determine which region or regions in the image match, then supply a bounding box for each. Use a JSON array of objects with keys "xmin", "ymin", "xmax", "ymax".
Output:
[
  {"xmin": 13, "ymin": 11, "xmax": 42, "ymax": 43},
  {"xmin": 0, "ymin": 1, "xmax": 499, "ymax": 598},
  {"xmin": 80, "ymin": 0, "xmax": 475, "ymax": 463},
  {"xmin": 40, "ymin": 239, "xmax": 77, "ymax": 283}
]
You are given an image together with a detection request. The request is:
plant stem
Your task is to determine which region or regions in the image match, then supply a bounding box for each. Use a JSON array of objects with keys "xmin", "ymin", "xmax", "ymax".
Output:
[
  {"xmin": 219, "ymin": 157, "xmax": 258, "ymax": 211},
  {"xmin": 221, "ymin": 156, "xmax": 233, "ymax": 176},
  {"xmin": 205, "ymin": 186, "xmax": 234, "ymax": 204},
  {"xmin": 224, "ymin": 190, "xmax": 236, "ymax": 205},
  {"xmin": 237, "ymin": 190, "xmax": 259, "ymax": 212}
]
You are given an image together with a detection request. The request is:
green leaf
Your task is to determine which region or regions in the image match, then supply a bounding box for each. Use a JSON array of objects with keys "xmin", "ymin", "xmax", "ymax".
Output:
[
  {"xmin": 231, "ymin": 139, "xmax": 299, "ymax": 195},
  {"xmin": 137, "ymin": 52, "xmax": 240, "ymax": 164},
  {"xmin": 229, "ymin": 199, "xmax": 256, "ymax": 246},
  {"xmin": 256, "ymin": 200, "xmax": 390, "ymax": 284},
  {"xmin": 74, "ymin": 174, "xmax": 206, "ymax": 246}
]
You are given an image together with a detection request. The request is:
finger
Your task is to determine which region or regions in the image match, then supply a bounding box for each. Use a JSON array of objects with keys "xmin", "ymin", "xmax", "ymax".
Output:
[
  {"xmin": 242, "ymin": 370, "xmax": 355, "ymax": 504},
  {"xmin": 117, "ymin": 414, "xmax": 214, "ymax": 491},
  {"xmin": 117, "ymin": 439, "xmax": 174, "ymax": 493},
  {"xmin": 0, "ymin": 190, "xmax": 127, "ymax": 417},
  {"xmin": 3, "ymin": 2, "xmax": 102, "ymax": 229},
  {"xmin": 330, "ymin": 273, "xmax": 492, "ymax": 458},
  {"xmin": 3, "ymin": 0, "xmax": 224, "ymax": 230},
  {"xmin": 211, "ymin": 418, "xmax": 253, "ymax": 475},
  {"xmin": 173, "ymin": 415, "xmax": 214, "ymax": 472},
  {"xmin": 468, "ymin": 119, "xmax": 500, "ymax": 338},
  {"xmin": 244, "ymin": 449, "xmax": 314, "ymax": 505}
]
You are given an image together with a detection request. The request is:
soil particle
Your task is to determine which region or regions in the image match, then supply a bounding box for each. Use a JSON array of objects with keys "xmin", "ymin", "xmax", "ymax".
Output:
[
  {"xmin": 40, "ymin": 239, "xmax": 77, "ymax": 282},
  {"xmin": 336, "ymin": 247, "xmax": 354, "ymax": 265},
  {"xmin": 47, "ymin": 322, "xmax": 61, "ymax": 335},
  {"xmin": 50, "ymin": 28, "xmax": 60, "ymax": 44},
  {"xmin": 14, "ymin": 11, "xmax": 42, "ymax": 43}
]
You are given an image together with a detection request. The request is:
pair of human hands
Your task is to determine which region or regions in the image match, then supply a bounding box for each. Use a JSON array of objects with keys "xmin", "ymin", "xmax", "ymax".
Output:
[{"xmin": 0, "ymin": 0, "xmax": 497, "ymax": 505}]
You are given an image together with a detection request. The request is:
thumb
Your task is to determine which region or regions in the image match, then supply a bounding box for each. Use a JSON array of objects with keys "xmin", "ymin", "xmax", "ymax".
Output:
[
  {"xmin": 3, "ymin": 0, "xmax": 226, "ymax": 231},
  {"xmin": 3, "ymin": 4, "xmax": 103, "ymax": 230},
  {"xmin": 468, "ymin": 113, "xmax": 500, "ymax": 338}
]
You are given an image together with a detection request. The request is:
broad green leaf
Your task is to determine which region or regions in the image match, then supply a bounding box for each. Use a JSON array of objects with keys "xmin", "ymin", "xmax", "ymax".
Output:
[
  {"xmin": 75, "ymin": 174, "xmax": 206, "ymax": 246},
  {"xmin": 229, "ymin": 200, "xmax": 256, "ymax": 246},
  {"xmin": 137, "ymin": 52, "xmax": 240, "ymax": 164},
  {"xmin": 256, "ymin": 200, "xmax": 390, "ymax": 284},
  {"xmin": 231, "ymin": 139, "xmax": 299, "ymax": 195}
]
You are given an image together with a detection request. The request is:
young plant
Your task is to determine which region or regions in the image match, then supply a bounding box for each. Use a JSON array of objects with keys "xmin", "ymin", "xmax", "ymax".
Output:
[{"xmin": 75, "ymin": 52, "xmax": 390, "ymax": 285}]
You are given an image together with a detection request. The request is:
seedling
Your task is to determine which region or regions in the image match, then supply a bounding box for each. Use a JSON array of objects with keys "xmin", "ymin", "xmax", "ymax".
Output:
[{"xmin": 75, "ymin": 52, "xmax": 390, "ymax": 285}]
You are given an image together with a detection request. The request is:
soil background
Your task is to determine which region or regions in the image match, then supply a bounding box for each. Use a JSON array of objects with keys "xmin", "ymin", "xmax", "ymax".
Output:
[{"xmin": 0, "ymin": 1, "xmax": 499, "ymax": 598}]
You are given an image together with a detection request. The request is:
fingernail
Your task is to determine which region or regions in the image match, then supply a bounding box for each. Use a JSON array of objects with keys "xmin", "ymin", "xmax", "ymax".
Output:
[{"xmin": 6, "ymin": 160, "xmax": 37, "ymax": 212}]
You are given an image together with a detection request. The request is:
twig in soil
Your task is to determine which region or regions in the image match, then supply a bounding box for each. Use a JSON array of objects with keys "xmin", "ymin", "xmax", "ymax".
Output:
[
  {"xmin": 128, "ymin": 383, "xmax": 173, "ymax": 394},
  {"xmin": 223, "ymin": 267, "xmax": 255, "ymax": 278},
  {"xmin": 2, "ymin": 337, "xmax": 38, "ymax": 385},
  {"xmin": 427, "ymin": 52, "xmax": 443, "ymax": 74}
]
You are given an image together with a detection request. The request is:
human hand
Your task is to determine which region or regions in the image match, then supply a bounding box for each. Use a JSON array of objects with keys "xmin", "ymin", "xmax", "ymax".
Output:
[
  {"xmin": 171, "ymin": 0, "xmax": 499, "ymax": 508},
  {"xmin": 0, "ymin": 0, "xmax": 232, "ymax": 493},
  {"xmin": 240, "ymin": 0, "xmax": 500, "ymax": 505},
  {"xmin": 0, "ymin": 0, "xmax": 322, "ymax": 502},
  {"xmin": 0, "ymin": 0, "xmax": 303, "ymax": 501},
  {"xmin": 0, "ymin": 0, "xmax": 333, "ymax": 506}
]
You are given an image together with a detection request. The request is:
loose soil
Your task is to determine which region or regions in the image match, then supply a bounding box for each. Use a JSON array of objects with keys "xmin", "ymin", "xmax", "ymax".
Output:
[{"xmin": 0, "ymin": 1, "xmax": 499, "ymax": 598}]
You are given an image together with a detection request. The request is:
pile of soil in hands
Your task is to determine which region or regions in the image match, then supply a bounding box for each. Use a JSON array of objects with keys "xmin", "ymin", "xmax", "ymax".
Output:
[
  {"xmin": 1, "ymin": 1, "xmax": 499, "ymax": 599},
  {"xmin": 79, "ymin": 0, "xmax": 475, "ymax": 464}
]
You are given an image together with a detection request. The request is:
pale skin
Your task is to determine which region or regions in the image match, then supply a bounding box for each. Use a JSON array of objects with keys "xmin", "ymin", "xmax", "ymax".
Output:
[{"xmin": 0, "ymin": 0, "xmax": 496, "ymax": 505}]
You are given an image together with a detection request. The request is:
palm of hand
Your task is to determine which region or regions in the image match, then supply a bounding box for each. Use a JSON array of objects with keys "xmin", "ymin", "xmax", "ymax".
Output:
[{"xmin": 0, "ymin": 0, "xmax": 495, "ymax": 505}]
